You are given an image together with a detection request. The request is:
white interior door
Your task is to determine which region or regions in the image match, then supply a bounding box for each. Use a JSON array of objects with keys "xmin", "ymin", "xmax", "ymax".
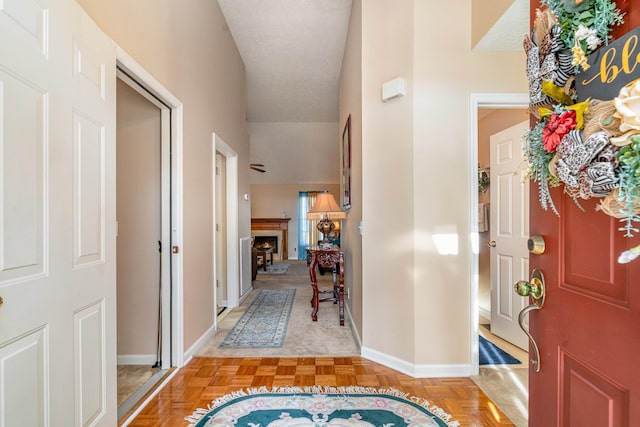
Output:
[
  {"xmin": 0, "ymin": 1, "xmax": 117, "ymax": 425},
  {"xmin": 490, "ymin": 120, "xmax": 529, "ymax": 350}
]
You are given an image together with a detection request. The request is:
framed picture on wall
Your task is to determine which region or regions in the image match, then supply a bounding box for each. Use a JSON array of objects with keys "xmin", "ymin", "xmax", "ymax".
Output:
[{"xmin": 342, "ymin": 114, "xmax": 352, "ymax": 210}]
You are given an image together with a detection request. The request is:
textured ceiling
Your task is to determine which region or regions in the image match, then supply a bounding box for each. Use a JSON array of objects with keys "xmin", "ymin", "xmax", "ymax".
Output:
[
  {"xmin": 218, "ymin": 0, "xmax": 352, "ymax": 123},
  {"xmin": 217, "ymin": 0, "xmax": 527, "ymax": 184},
  {"xmin": 473, "ymin": 0, "xmax": 529, "ymax": 51}
]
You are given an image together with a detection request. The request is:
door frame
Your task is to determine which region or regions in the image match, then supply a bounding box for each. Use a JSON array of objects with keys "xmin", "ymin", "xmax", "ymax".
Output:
[
  {"xmin": 116, "ymin": 47, "xmax": 185, "ymax": 370},
  {"xmin": 213, "ymin": 134, "xmax": 240, "ymax": 311},
  {"xmin": 469, "ymin": 93, "xmax": 529, "ymax": 375}
]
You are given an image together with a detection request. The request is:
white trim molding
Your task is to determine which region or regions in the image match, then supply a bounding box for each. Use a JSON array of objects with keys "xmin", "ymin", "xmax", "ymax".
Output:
[
  {"xmin": 117, "ymin": 354, "xmax": 157, "ymax": 366},
  {"xmin": 345, "ymin": 302, "xmax": 362, "ymax": 351},
  {"xmin": 214, "ymin": 134, "xmax": 240, "ymax": 308},
  {"xmin": 468, "ymin": 93, "xmax": 528, "ymax": 376},
  {"xmin": 116, "ymin": 46, "xmax": 185, "ymax": 369},
  {"xmin": 361, "ymin": 347, "xmax": 472, "ymax": 378},
  {"xmin": 182, "ymin": 324, "xmax": 217, "ymax": 366}
]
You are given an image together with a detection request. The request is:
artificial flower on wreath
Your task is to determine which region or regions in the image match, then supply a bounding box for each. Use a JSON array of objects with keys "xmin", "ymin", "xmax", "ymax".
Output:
[
  {"xmin": 542, "ymin": 109, "xmax": 577, "ymax": 152},
  {"xmin": 523, "ymin": 102, "xmax": 588, "ymax": 215},
  {"xmin": 611, "ymin": 79, "xmax": 640, "ymax": 146},
  {"xmin": 522, "ymin": 0, "xmax": 640, "ymax": 239}
]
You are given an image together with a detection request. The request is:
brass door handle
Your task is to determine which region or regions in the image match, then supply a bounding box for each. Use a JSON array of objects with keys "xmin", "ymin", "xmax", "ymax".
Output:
[
  {"xmin": 514, "ymin": 268, "xmax": 545, "ymax": 372},
  {"xmin": 0, "ymin": 295, "xmax": 3, "ymax": 308},
  {"xmin": 487, "ymin": 240, "xmax": 496, "ymax": 247}
]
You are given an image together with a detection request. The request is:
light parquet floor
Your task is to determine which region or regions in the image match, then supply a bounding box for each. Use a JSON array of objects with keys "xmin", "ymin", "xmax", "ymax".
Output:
[{"xmin": 128, "ymin": 356, "xmax": 515, "ymax": 426}]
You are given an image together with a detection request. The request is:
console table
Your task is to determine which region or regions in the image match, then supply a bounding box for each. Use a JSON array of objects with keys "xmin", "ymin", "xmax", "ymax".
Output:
[{"xmin": 307, "ymin": 246, "xmax": 345, "ymax": 326}]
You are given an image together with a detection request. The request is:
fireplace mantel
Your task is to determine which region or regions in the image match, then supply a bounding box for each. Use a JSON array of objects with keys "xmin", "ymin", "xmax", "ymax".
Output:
[{"xmin": 251, "ymin": 218, "xmax": 291, "ymax": 260}]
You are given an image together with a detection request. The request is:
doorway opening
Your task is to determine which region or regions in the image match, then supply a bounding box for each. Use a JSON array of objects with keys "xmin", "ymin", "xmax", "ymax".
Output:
[
  {"xmin": 115, "ymin": 50, "xmax": 184, "ymax": 424},
  {"xmin": 470, "ymin": 93, "xmax": 530, "ymax": 426},
  {"xmin": 213, "ymin": 134, "xmax": 243, "ymax": 319}
]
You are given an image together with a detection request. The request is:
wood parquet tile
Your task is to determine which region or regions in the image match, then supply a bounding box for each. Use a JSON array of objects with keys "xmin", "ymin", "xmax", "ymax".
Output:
[{"xmin": 126, "ymin": 356, "xmax": 516, "ymax": 426}]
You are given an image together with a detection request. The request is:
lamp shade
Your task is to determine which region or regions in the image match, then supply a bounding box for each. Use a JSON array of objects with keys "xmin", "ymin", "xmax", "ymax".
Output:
[{"xmin": 306, "ymin": 192, "xmax": 346, "ymax": 220}]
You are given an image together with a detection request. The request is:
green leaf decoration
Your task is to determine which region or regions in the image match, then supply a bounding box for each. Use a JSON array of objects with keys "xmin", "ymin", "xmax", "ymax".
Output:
[{"xmin": 542, "ymin": 0, "xmax": 624, "ymax": 59}]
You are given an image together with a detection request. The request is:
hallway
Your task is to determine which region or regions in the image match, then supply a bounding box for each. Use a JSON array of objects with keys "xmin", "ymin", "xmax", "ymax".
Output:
[{"xmin": 124, "ymin": 260, "xmax": 522, "ymax": 426}]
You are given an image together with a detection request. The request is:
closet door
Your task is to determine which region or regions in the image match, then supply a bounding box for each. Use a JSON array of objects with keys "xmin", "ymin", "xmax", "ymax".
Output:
[{"xmin": 0, "ymin": 0, "xmax": 117, "ymax": 425}]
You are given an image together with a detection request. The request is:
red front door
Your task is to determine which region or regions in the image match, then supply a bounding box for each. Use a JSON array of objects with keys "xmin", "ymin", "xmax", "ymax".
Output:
[
  {"xmin": 529, "ymin": 186, "xmax": 640, "ymax": 425},
  {"xmin": 528, "ymin": 2, "xmax": 640, "ymax": 425}
]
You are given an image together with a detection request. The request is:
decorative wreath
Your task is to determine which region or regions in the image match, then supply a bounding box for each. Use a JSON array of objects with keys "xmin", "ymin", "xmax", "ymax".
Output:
[{"xmin": 522, "ymin": 0, "xmax": 640, "ymax": 240}]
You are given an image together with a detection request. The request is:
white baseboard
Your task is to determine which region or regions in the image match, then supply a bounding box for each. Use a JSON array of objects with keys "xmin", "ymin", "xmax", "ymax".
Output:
[
  {"xmin": 239, "ymin": 286, "xmax": 254, "ymax": 305},
  {"xmin": 182, "ymin": 323, "xmax": 217, "ymax": 365},
  {"xmin": 478, "ymin": 307, "xmax": 491, "ymax": 321},
  {"xmin": 117, "ymin": 354, "xmax": 157, "ymax": 365},
  {"xmin": 344, "ymin": 303, "xmax": 362, "ymax": 351},
  {"xmin": 361, "ymin": 346, "xmax": 472, "ymax": 378}
]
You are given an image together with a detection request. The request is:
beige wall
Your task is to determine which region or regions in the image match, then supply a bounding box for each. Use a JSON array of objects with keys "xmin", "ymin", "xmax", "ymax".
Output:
[
  {"xmin": 346, "ymin": 0, "xmax": 528, "ymax": 367},
  {"xmin": 361, "ymin": 0, "xmax": 416, "ymax": 362},
  {"xmin": 339, "ymin": 0, "xmax": 363, "ymax": 341},
  {"xmin": 116, "ymin": 80, "xmax": 161, "ymax": 357},
  {"xmin": 77, "ymin": 0, "xmax": 250, "ymax": 350},
  {"xmin": 477, "ymin": 109, "xmax": 528, "ymax": 315},
  {"xmin": 250, "ymin": 184, "xmax": 340, "ymax": 259},
  {"xmin": 412, "ymin": 1, "xmax": 527, "ymax": 365}
]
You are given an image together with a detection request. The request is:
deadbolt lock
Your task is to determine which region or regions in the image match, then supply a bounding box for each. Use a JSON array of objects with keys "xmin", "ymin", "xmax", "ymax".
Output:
[{"xmin": 527, "ymin": 235, "xmax": 546, "ymax": 255}]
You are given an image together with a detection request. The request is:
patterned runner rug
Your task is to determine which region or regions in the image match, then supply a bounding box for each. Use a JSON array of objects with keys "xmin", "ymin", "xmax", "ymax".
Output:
[
  {"xmin": 186, "ymin": 386, "xmax": 459, "ymax": 427},
  {"xmin": 257, "ymin": 263, "xmax": 291, "ymax": 275},
  {"xmin": 219, "ymin": 289, "xmax": 296, "ymax": 348}
]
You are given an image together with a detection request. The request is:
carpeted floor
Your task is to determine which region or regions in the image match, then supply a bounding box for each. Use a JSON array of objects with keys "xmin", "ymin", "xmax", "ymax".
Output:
[
  {"xmin": 198, "ymin": 261, "xmax": 360, "ymax": 358},
  {"xmin": 117, "ymin": 365, "xmax": 159, "ymax": 405}
]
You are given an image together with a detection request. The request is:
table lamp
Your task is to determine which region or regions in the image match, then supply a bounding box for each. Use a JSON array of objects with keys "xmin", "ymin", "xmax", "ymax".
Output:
[{"xmin": 306, "ymin": 192, "xmax": 346, "ymax": 243}]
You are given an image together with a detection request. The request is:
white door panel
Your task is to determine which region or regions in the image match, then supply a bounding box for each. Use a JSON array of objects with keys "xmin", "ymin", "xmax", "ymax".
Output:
[
  {"xmin": 0, "ymin": 0, "xmax": 116, "ymax": 425},
  {"xmin": 0, "ymin": 66, "xmax": 47, "ymax": 285},
  {"xmin": 73, "ymin": 112, "xmax": 106, "ymax": 267},
  {"xmin": 0, "ymin": 326, "xmax": 48, "ymax": 426},
  {"xmin": 490, "ymin": 120, "xmax": 529, "ymax": 350}
]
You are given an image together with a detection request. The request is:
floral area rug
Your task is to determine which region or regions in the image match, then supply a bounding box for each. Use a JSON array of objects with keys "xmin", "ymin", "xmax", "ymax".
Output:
[
  {"xmin": 186, "ymin": 386, "xmax": 459, "ymax": 427},
  {"xmin": 219, "ymin": 289, "xmax": 296, "ymax": 348}
]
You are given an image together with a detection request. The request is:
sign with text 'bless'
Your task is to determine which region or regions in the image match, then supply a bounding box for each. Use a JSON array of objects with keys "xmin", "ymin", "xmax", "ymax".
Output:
[{"xmin": 576, "ymin": 26, "xmax": 640, "ymax": 101}]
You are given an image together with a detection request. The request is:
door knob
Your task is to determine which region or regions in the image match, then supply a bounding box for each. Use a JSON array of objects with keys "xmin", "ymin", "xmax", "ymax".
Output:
[
  {"xmin": 514, "ymin": 268, "xmax": 546, "ymax": 372},
  {"xmin": 487, "ymin": 240, "xmax": 496, "ymax": 247},
  {"xmin": 514, "ymin": 276, "xmax": 544, "ymax": 306},
  {"xmin": 0, "ymin": 296, "xmax": 3, "ymax": 308}
]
